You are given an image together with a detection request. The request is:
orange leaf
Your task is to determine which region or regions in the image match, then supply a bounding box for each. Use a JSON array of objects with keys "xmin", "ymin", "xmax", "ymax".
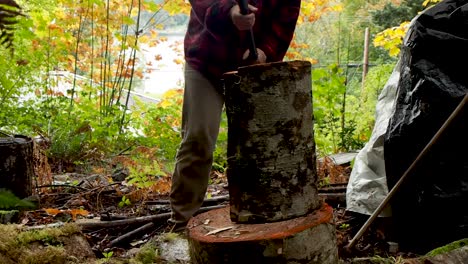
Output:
[
  {"xmin": 69, "ymin": 209, "xmax": 89, "ymax": 221},
  {"xmin": 44, "ymin": 208, "xmax": 61, "ymax": 216}
]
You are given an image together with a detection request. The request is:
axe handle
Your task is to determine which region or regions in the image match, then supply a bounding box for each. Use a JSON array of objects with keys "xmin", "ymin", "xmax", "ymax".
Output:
[{"xmin": 238, "ymin": 0, "xmax": 258, "ymax": 60}]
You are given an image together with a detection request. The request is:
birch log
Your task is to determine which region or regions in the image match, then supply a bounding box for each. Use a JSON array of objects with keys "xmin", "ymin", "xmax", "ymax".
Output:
[{"xmin": 224, "ymin": 61, "xmax": 320, "ymax": 223}]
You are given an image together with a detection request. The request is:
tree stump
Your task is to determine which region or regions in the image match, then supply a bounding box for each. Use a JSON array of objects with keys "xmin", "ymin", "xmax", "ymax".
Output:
[
  {"xmin": 188, "ymin": 61, "xmax": 338, "ymax": 263},
  {"xmin": 0, "ymin": 135, "xmax": 35, "ymax": 198},
  {"xmin": 223, "ymin": 60, "xmax": 319, "ymax": 223},
  {"xmin": 188, "ymin": 205, "xmax": 338, "ymax": 264}
]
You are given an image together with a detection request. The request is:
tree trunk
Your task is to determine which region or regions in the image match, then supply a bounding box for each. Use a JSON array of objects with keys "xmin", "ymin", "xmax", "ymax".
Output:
[
  {"xmin": 0, "ymin": 135, "xmax": 34, "ymax": 198},
  {"xmin": 224, "ymin": 60, "xmax": 319, "ymax": 223}
]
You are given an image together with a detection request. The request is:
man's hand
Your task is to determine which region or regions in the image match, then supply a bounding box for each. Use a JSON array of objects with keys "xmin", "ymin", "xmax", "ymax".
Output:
[
  {"xmin": 230, "ymin": 4, "xmax": 258, "ymax": 31},
  {"xmin": 242, "ymin": 48, "xmax": 267, "ymax": 65}
]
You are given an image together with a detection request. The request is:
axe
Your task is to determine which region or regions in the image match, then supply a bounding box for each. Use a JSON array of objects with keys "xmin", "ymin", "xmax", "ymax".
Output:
[{"xmin": 238, "ymin": 0, "xmax": 259, "ymax": 63}]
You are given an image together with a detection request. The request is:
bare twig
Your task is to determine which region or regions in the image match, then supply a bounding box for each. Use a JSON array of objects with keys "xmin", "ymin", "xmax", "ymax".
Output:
[
  {"xmin": 107, "ymin": 222, "xmax": 154, "ymax": 247},
  {"xmin": 77, "ymin": 212, "xmax": 172, "ymax": 229},
  {"xmin": 25, "ymin": 222, "xmax": 66, "ymax": 230},
  {"xmin": 36, "ymin": 184, "xmax": 87, "ymax": 191}
]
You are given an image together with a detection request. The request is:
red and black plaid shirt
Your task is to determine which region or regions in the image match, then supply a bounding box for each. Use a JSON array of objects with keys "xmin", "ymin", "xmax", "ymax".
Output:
[{"xmin": 184, "ymin": 0, "xmax": 301, "ymax": 82}]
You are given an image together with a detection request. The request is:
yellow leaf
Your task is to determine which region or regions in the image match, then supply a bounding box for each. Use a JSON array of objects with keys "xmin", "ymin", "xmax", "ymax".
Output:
[
  {"xmin": 173, "ymin": 58, "xmax": 184, "ymax": 65},
  {"xmin": 162, "ymin": 89, "xmax": 179, "ymax": 99}
]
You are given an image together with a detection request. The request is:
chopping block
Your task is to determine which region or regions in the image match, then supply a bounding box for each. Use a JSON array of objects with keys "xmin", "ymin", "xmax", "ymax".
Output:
[{"xmin": 187, "ymin": 61, "xmax": 339, "ymax": 263}]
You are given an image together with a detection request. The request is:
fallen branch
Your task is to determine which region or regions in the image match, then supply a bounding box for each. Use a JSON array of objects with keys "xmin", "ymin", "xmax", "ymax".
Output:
[
  {"xmin": 36, "ymin": 184, "xmax": 87, "ymax": 191},
  {"xmin": 203, "ymin": 195, "xmax": 230, "ymax": 204},
  {"xmin": 77, "ymin": 205, "xmax": 227, "ymax": 229},
  {"xmin": 25, "ymin": 222, "xmax": 66, "ymax": 230},
  {"xmin": 107, "ymin": 222, "xmax": 155, "ymax": 248},
  {"xmin": 146, "ymin": 195, "xmax": 229, "ymax": 205},
  {"xmin": 319, "ymin": 193, "xmax": 346, "ymax": 205},
  {"xmin": 77, "ymin": 212, "xmax": 172, "ymax": 229}
]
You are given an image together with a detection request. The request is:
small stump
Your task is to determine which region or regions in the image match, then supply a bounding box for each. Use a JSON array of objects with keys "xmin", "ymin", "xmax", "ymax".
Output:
[
  {"xmin": 0, "ymin": 135, "xmax": 35, "ymax": 198},
  {"xmin": 188, "ymin": 205, "xmax": 338, "ymax": 264}
]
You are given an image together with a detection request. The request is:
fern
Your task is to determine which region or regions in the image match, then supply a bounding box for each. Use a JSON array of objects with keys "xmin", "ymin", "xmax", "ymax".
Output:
[
  {"xmin": 0, "ymin": 0, "xmax": 21, "ymax": 49},
  {"xmin": 0, "ymin": 189, "xmax": 35, "ymax": 210}
]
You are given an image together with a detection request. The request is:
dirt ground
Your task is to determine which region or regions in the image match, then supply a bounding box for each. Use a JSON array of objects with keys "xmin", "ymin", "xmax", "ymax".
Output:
[{"xmin": 4, "ymin": 155, "xmax": 460, "ymax": 263}]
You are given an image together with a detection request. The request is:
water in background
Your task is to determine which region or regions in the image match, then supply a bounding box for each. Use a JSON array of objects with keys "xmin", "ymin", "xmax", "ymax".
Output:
[{"xmin": 141, "ymin": 32, "xmax": 185, "ymax": 96}]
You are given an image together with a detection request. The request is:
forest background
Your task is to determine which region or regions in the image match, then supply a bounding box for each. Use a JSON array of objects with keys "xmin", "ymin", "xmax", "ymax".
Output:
[{"xmin": 0, "ymin": 0, "xmax": 440, "ymax": 192}]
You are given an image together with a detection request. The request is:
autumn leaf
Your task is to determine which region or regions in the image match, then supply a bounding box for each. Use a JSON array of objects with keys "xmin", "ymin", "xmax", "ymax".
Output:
[
  {"xmin": 299, "ymin": 0, "xmax": 342, "ymax": 25},
  {"xmin": 44, "ymin": 208, "xmax": 62, "ymax": 216},
  {"xmin": 423, "ymin": 0, "xmax": 442, "ymax": 7},
  {"xmin": 173, "ymin": 58, "xmax": 184, "ymax": 65},
  {"xmin": 69, "ymin": 208, "xmax": 89, "ymax": 221},
  {"xmin": 373, "ymin": 22, "xmax": 410, "ymax": 57},
  {"xmin": 43, "ymin": 208, "xmax": 89, "ymax": 221},
  {"xmin": 162, "ymin": 0, "xmax": 191, "ymax": 15}
]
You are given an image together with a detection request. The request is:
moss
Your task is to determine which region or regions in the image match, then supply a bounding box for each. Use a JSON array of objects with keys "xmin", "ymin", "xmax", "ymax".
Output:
[
  {"xmin": 0, "ymin": 210, "xmax": 19, "ymax": 224},
  {"xmin": 161, "ymin": 232, "xmax": 179, "ymax": 242},
  {"xmin": 0, "ymin": 210, "xmax": 19, "ymax": 214},
  {"xmin": 16, "ymin": 223, "xmax": 81, "ymax": 245},
  {"xmin": 0, "ymin": 223, "xmax": 83, "ymax": 263},
  {"xmin": 21, "ymin": 245, "xmax": 68, "ymax": 264},
  {"xmin": 425, "ymin": 238, "xmax": 468, "ymax": 257},
  {"xmin": 133, "ymin": 243, "xmax": 159, "ymax": 264}
]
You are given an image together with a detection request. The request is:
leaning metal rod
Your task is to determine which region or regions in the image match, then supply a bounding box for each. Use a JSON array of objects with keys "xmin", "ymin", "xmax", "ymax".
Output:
[{"xmin": 345, "ymin": 92, "xmax": 468, "ymax": 251}]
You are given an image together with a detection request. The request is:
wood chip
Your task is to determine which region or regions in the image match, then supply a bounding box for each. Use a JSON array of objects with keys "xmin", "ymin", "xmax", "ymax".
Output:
[{"xmin": 204, "ymin": 226, "xmax": 234, "ymax": 236}]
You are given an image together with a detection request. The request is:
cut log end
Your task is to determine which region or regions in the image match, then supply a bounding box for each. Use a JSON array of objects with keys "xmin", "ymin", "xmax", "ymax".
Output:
[{"xmin": 188, "ymin": 204, "xmax": 339, "ymax": 264}]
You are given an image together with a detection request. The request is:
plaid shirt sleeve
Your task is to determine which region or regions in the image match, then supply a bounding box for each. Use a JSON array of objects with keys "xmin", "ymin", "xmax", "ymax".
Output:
[
  {"xmin": 257, "ymin": 0, "xmax": 301, "ymax": 62},
  {"xmin": 189, "ymin": 0, "xmax": 237, "ymax": 38}
]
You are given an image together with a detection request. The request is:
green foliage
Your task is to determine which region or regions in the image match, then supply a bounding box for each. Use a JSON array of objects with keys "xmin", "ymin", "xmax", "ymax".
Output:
[
  {"xmin": 346, "ymin": 63, "xmax": 395, "ymax": 142},
  {"xmin": 0, "ymin": 0, "xmax": 21, "ymax": 49},
  {"xmin": 102, "ymin": 250, "xmax": 113, "ymax": 260},
  {"xmin": 312, "ymin": 63, "xmax": 394, "ymax": 156},
  {"xmin": 118, "ymin": 196, "xmax": 131, "ymax": 208},
  {"xmin": 1, "ymin": 0, "xmax": 192, "ymax": 175},
  {"xmin": 130, "ymin": 90, "xmax": 182, "ymax": 163},
  {"xmin": 339, "ymin": 223, "xmax": 350, "ymax": 230},
  {"xmin": 0, "ymin": 189, "xmax": 35, "ymax": 210},
  {"xmin": 213, "ymin": 112, "xmax": 228, "ymax": 172},
  {"xmin": 312, "ymin": 64, "xmax": 349, "ymax": 155},
  {"xmin": 371, "ymin": 0, "xmax": 425, "ymax": 30}
]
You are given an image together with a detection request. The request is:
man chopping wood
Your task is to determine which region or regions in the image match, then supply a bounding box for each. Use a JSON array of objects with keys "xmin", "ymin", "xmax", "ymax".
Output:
[{"xmin": 168, "ymin": 0, "xmax": 302, "ymax": 232}]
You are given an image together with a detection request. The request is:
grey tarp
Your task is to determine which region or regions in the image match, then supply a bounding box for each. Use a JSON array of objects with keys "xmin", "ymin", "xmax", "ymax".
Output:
[
  {"xmin": 345, "ymin": 60, "xmax": 400, "ymax": 217},
  {"xmin": 347, "ymin": 0, "xmax": 468, "ymax": 253}
]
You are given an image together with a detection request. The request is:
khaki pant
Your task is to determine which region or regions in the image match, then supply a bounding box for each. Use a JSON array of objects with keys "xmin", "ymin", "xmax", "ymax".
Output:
[{"xmin": 169, "ymin": 64, "xmax": 224, "ymax": 223}]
